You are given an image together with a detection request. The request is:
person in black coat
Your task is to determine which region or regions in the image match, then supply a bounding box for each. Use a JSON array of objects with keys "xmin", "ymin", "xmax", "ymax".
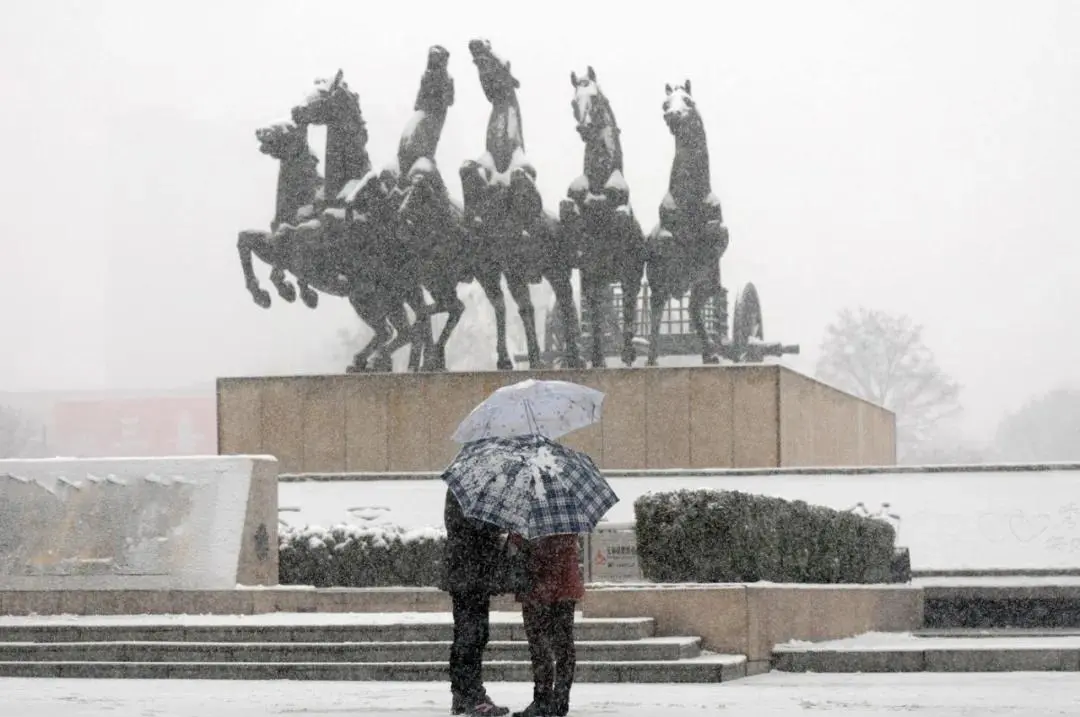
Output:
[{"xmin": 442, "ymin": 489, "xmax": 510, "ymax": 717}]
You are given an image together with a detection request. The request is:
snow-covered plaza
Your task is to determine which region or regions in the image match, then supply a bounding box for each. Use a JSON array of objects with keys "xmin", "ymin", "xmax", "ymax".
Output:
[{"xmin": 7, "ymin": 673, "xmax": 1080, "ymax": 716}]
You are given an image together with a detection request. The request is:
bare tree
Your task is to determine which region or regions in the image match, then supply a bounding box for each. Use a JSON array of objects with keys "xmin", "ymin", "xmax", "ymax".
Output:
[
  {"xmin": 993, "ymin": 387, "xmax": 1080, "ymax": 463},
  {"xmin": 0, "ymin": 405, "xmax": 37, "ymax": 459},
  {"xmin": 815, "ymin": 307, "xmax": 961, "ymax": 462}
]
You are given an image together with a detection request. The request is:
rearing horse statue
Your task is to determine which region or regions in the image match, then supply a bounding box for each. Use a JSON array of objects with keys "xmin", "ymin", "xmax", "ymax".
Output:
[
  {"xmin": 236, "ymin": 119, "xmax": 325, "ymax": 310},
  {"xmin": 559, "ymin": 66, "xmax": 646, "ymax": 368},
  {"xmin": 287, "ymin": 70, "xmax": 422, "ymax": 373},
  {"xmin": 458, "ymin": 38, "xmax": 577, "ymax": 370},
  {"xmin": 645, "ymin": 79, "xmax": 730, "ymax": 366},
  {"xmin": 389, "ymin": 45, "xmax": 473, "ymax": 372}
]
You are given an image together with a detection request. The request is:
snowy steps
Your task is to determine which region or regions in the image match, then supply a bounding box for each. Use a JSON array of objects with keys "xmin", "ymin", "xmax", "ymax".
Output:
[
  {"xmin": 0, "ymin": 616, "xmax": 745, "ymax": 683},
  {"xmin": 776, "ymin": 581, "xmax": 1080, "ymax": 673},
  {"xmin": 773, "ymin": 629, "xmax": 1080, "ymax": 673}
]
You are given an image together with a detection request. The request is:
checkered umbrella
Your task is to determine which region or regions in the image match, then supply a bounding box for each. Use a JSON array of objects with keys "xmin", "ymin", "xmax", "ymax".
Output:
[
  {"xmin": 451, "ymin": 378, "xmax": 605, "ymax": 443},
  {"xmin": 441, "ymin": 434, "xmax": 619, "ymax": 539}
]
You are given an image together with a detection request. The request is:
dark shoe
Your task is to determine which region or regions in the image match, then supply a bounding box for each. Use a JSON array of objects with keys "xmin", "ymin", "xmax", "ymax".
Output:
[
  {"xmin": 452, "ymin": 692, "xmax": 509, "ymax": 717},
  {"xmin": 511, "ymin": 700, "xmax": 556, "ymax": 717},
  {"xmin": 549, "ymin": 689, "xmax": 570, "ymax": 716}
]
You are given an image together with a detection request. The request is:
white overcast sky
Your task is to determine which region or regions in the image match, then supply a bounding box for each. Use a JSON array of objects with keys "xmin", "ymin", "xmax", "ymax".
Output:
[{"xmin": 0, "ymin": 0, "xmax": 1077, "ymax": 440}]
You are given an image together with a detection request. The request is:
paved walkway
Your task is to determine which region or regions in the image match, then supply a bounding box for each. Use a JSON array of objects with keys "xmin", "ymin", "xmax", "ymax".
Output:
[{"xmin": 6, "ymin": 672, "xmax": 1080, "ymax": 716}]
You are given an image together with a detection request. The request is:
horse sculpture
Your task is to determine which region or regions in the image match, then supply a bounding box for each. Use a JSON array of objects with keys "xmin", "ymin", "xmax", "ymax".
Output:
[
  {"xmin": 377, "ymin": 45, "xmax": 475, "ymax": 372},
  {"xmin": 237, "ymin": 120, "xmax": 327, "ymax": 310},
  {"xmin": 559, "ymin": 66, "xmax": 647, "ymax": 368},
  {"xmin": 290, "ymin": 69, "xmax": 438, "ymax": 373},
  {"xmin": 457, "ymin": 39, "xmax": 580, "ymax": 370},
  {"xmin": 252, "ymin": 70, "xmax": 422, "ymax": 373},
  {"xmin": 645, "ymin": 79, "xmax": 730, "ymax": 366}
]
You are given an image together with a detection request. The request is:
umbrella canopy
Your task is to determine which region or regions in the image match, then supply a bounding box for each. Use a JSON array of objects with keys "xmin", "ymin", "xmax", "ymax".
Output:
[
  {"xmin": 441, "ymin": 434, "xmax": 618, "ymax": 539},
  {"xmin": 451, "ymin": 378, "xmax": 605, "ymax": 443}
]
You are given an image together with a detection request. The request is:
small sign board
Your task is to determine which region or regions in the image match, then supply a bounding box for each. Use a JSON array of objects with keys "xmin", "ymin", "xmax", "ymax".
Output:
[{"xmin": 584, "ymin": 522, "xmax": 643, "ymax": 583}]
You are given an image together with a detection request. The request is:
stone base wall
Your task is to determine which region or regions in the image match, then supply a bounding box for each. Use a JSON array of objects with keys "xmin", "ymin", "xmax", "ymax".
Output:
[
  {"xmin": 218, "ymin": 366, "xmax": 895, "ymax": 473},
  {"xmin": 582, "ymin": 584, "xmax": 924, "ymax": 673}
]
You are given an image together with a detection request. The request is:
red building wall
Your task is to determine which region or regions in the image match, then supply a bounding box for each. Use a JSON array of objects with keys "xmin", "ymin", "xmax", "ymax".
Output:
[{"xmin": 51, "ymin": 396, "xmax": 216, "ymax": 457}]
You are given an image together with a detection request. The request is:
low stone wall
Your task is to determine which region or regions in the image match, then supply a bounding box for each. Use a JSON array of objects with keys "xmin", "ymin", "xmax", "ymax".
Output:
[
  {"xmin": 582, "ymin": 584, "xmax": 924, "ymax": 674},
  {"xmin": 0, "ymin": 456, "xmax": 279, "ymax": 591},
  {"xmin": 0, "ymin": 588, "xmax": 518, "ymax": 616}
]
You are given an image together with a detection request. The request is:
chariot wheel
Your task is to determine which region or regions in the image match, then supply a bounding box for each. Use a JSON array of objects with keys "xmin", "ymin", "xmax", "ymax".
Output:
[{"xmin": 731, "ymin": 283, "xmax": 764, "ymax": 360}]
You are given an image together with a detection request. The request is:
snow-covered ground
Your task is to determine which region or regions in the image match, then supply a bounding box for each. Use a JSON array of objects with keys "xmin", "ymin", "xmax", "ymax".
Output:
[
  {"xmin": 6, "ymin": 674, "xmax": 1080, "ymax": 715},
  {"xmin": 279, "ymin": 466, "xmax": 1080, "ymax": 573}
]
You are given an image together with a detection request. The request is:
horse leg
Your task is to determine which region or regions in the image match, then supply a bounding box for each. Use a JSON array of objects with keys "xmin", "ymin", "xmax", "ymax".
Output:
[
  {"xmin": 408, "ymin": 312, "xmax": 432, "ymax": 373},
  {"xmin": 236, "ymin": 230, "xmax": 273, "ymax": 308},
  {"xmin": 580, "ymin": 274, "xmax": 606, "ymax": 369},
  {"xmin": 620, "ymin": 262, "xmax": 644, "ymax": 368},
  {"xmin": 346, "ymin": 296, "xmax": 390, "ymax": 373},
  {"xmin": 373, "ymin": 301, "xmax": 418, "ymax": 373},
  {"xmin": 299, "ymin": 283, "xmax": 319, "ymax": 309},
  {"xmin": 426, "ymin": 285, "xmax": 466, "ymax": 372},
  {"xmin": 478, "ymin": 270, "xmax": 513, "ymax": 370},
  {"xmin": 506, "ymin": 273, "xmax": 544, "ymax": 370},
  {"xmin": 405, "ymin": 289, "xmax": 433, "ymax": 373},
  {"xmin": 548, "ymin": 270, "xmax": 584, "ymax": 370},
  {"xmin": 646, "ymin": 279, "xmax": 666, "ymax": 368},
  {"xmin": 265, "ymin": 225, "xmax": 301, "ymax": 302},
  {"xmin": 689, "ymin": 281, "xmax": 720, "ymax": 365},
  {"xmin": 270, "ymin": 268, "xmax": 297, "ymax": 303}
]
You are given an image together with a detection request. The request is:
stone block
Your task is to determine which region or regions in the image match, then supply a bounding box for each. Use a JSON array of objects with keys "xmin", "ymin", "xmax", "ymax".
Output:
[
  {"xmin": 0, "ymin": 456, "xmax": 278, "ymax": 592},
  {"xmin": 925, "ymin": 648, "xmax": 1080, "ymax": 672},
  {"xmin": 773, "ymin": 648, "xmax": 925, "ymax": 673}
]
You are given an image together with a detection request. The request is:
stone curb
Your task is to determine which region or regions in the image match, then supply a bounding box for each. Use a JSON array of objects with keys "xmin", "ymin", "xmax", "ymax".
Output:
[
  {"xmin": 0, "ymin": 620, "xmax": 655, "ymax": 644},
  {"xmin": 0, "ymin": 638, "xmax": 702, "ymax": 664},
  {"xmin": 772, "ymin": 647, "xmax": 1080, "ymax": 673},
  {"xmin": 0, "ymin": 659, "xmax": 744, "ymax": 683}
]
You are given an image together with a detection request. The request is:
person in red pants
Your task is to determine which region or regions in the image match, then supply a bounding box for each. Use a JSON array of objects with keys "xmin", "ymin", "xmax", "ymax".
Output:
[{"xmin": 509, "ymin": 533, "xmax": 584, "ymax": 717}]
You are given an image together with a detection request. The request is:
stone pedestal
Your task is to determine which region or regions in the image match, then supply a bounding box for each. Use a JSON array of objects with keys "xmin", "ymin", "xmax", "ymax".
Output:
[{"xmin": 217, "ymin": 365, "xmax": 895, "ymax": 474}]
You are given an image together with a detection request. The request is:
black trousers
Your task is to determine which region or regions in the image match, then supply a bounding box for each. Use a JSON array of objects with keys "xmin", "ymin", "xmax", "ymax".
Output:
[
  {"xmin": 521, "ymin": 600, "xmax": 577, "ymax": 703},
  {"xmin": 450, "ymin": 590, "xmax": 492, "ymax": 699}
]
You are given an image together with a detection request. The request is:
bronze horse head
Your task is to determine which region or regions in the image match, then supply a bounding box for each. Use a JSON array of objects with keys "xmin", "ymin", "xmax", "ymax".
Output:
[
  {"xmin": 570, "ymin": 65, "xmax": 614, "ymax": 140},
  {"xmin": 662, "ymin": 79, "xmax": 699, "ymax": 137},
  {"xmin": 292, "ymin": 69, "xmax": 369, "ymax": 143},
  {"xmin": 468, "ymin": 38, "xmax": 520, "ymax": 103},
  {"xmin": 255, "ymin": 120, "xmax": 311, "ymax": 162},
  {"xmin": 414, "ymin": 45, "xmax": 455, "ymax": 112}
]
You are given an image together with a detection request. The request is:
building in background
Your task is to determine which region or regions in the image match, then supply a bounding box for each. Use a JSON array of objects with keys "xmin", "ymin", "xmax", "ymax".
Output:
[{"xmin": 0, "ymin": 386, "xmax": 215, "ymax": 458}]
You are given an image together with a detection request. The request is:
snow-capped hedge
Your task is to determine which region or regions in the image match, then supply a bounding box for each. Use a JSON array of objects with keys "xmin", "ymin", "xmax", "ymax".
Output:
[
  {"xmin": 634, "ymin": 489, "xmax": 903, "ymax": 583},
  {"xmin": 279, "ymin": 523, "xmax": 447, "ymax": 587}
]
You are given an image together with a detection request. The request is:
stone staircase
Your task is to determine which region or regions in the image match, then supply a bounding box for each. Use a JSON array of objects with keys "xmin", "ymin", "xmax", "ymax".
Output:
[
  {"xmin": 773, "ymin": 580, "xmax": 1080, "ymax": 673},
  {"xmin": 0, "ymin": 614, "xmax": 745, "ymax": 683}
]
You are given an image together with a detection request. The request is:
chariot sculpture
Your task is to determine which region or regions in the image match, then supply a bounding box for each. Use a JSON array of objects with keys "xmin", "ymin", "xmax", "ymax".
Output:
[{"xmin": 235, "ymin": 42, "xmax": 799, "ymax": 373}]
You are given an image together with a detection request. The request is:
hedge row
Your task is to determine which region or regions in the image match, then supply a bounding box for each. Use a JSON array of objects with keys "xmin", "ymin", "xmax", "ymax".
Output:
[
  {"xmin": 279, "ymin": 524, "xmax": 446, "ymax": 587},
  {"xmin": 278, "ymin": 489, "xmax": 902, "ymax": 587},
  {"xmin": 633, "ymin": 489, "xmax": 898, "ymax": 583}
]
